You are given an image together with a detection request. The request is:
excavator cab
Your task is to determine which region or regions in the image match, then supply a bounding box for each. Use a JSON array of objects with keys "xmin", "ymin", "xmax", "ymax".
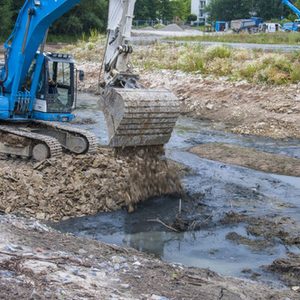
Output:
[{"xmin": 34, "ymin": 53, "xmax": 76, "ymax": 117}]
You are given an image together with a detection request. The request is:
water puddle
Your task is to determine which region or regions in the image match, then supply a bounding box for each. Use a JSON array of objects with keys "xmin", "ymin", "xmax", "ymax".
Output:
[{"xmin": 53, "ymin": 93, "xmax": 300, "ymax": 286}]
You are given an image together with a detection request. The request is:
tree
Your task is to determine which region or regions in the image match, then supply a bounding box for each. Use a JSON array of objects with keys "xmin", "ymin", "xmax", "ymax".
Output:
[
  {"xmin": 187, "ymin": 14, "xmax": 198, "ymax": 22},
  {"xmin": 206, "ymin": 0, "xmax": 290, "ymax": 21},
  {"xmin": 1, "ymin": 0, "xmax": 108, "ymax": 38},
  {"xmin": 0, "ymin": 0, "xmax": 13, "ymax": 36},
  {"xmin": 171, "ymin": 0, "xmax": 191, "ymax": 21},
  {"xmin": 253, "ymin": 0, "xmax": 287, "ymax": 20},
  {"xmin": 206, "ymin": 0, "xmax": 251, "ymax": 21},
  {"xmin": 134, "ymin": 0, "xmax": 159, "ymax": 20},
  {"xmin": 50, "ymin": 0, "xmax": 108, "ymax": 35}
]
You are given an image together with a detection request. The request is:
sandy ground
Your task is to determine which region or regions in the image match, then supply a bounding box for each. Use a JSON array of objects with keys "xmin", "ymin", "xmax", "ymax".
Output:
[{"xmin": 0, "ymin": 214, "xmax": 298, "ymax": 300}]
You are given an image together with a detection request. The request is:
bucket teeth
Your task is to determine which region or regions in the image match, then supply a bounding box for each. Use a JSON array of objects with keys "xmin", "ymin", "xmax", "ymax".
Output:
[{"xmin": 102, "ymin": 88, "xmax": 180, "ymax": 148}]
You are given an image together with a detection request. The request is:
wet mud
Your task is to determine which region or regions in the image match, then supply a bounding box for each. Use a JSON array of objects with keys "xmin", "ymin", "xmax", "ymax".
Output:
[
  {"xmin": 1, "ymin": 215, "xmax": 297, "ymax": 300},
  {"xmin": 190, "ymin": 143, "xmax": 300, "ymax": 177},
  {"xmin": 267, "ymin": 253, "xmax": 300, "ymax": 287},
  {"xmin": 54, "ymin": 103, "xmax": 300, "ymax": 289}
]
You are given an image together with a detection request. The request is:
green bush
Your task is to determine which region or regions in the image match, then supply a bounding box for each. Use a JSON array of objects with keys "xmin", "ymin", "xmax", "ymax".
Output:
[{"xmin": 205, "ymin": 46, "xmax": 232, "ymax": 60}]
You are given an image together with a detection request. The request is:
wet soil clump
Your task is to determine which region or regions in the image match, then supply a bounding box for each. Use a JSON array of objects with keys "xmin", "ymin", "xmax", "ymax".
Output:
[
  {"xmin": 221, "ymin": 211, "xmax": 300, "ymax": 286},
  {"xmin": 190, "ymin": 143, "xmax": 300, "ymax": 176},
  {"xmin": 0, "ymin": 147, "xmax": 182, "ymax": 221},
  {"xmin": 221, "ymin": 212, "xmax": 300, "ymax": 247},
  {"xmin": 267, "ymin": 253, "xmax": 300, "ymax": 287}
]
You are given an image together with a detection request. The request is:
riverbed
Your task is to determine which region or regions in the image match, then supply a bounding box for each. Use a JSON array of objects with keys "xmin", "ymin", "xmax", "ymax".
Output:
[{"xmin": 53, "ymin": 93, "xmax": 300, "ymax": 287}]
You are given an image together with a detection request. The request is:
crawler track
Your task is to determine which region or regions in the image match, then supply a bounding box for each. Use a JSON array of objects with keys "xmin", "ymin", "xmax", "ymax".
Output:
[
  {"xmin": 33, "ymin": 120, "xmax": 98, "ymax": 154},
  {"xmin": 0, "ymin": 125, "xmax": 62, "ymax": 159}
]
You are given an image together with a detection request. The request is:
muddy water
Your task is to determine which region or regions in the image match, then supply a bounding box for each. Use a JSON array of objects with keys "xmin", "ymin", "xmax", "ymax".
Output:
[{"xmin": 54, "ymin": 93, "xmax": 300, "ymax": 286}]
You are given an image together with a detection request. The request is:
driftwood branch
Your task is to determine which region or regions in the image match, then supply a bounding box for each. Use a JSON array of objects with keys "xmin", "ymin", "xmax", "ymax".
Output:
[{"xmin": 147, "ymin": 218, "xmax": 178, "ymax": 232}]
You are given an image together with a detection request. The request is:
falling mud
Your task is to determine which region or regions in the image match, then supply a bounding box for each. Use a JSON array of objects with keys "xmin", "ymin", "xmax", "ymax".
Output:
[{"xmin": 0, "ymin": 147, "xmax": 182, "ymax": 221}]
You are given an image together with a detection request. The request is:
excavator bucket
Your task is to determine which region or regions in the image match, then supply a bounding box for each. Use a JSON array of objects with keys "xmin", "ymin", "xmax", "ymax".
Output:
[{"xmin": 101, "ymin": 88, "xmax": 180, "ymax": 148}]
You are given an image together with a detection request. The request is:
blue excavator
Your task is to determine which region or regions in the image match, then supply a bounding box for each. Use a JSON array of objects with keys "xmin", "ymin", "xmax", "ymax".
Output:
[
  {"xmin": 282, "ymin": 0, "xmax": 300, "ymax": 31},
  {"xmin": 0, "ymin": 0, "xmax": 180, "ymax": 160}
]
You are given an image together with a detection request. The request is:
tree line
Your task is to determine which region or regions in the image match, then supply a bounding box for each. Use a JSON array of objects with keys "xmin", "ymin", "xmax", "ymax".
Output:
[
  {"xmin": 0, "ymin": 0, "xmax": 191, "ymax": 39},
  {"xmin": 206, "ymin": 0, "xmax": 299, "ymax": 22}
]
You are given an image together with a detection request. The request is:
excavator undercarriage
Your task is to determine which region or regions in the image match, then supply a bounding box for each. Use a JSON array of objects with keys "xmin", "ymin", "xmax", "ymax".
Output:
[{"xmin": 0, "ymin": 121, "xmax": 97, "ymax": 161}]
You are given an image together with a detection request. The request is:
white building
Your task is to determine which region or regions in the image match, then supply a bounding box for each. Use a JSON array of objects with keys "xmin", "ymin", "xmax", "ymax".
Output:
[{"xmin": 191, "ymin": 0, "xmax": 210, "ymax": 24}]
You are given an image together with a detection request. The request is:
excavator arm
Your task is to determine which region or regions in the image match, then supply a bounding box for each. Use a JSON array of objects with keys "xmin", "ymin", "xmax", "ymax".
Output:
[
  {"xmin": 101, "ymin": 0, "xmax": 180, "ymax": 148},
  {"xmin": 282, "ymin": 0, "xmax": 300, "ymax": 19}
]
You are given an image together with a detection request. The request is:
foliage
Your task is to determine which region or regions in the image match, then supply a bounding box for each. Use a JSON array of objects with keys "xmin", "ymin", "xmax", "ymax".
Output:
[
  {"xmin": 0, "ymin": 0, "xmax": 192, "ymax": 41},
  {"xmin": 187, "ymin": 14, "xmax": 198, "ymax": 22},
  {"xmin": 134, "ymin": 0, "xmax": 191, "ymax": 22},
  {"xmin": 0, "ymin": 0, "xmax": 13, "ymax": 36},
  {"xmin": 206, "ymin": 0, "xmax": 251, "ymax": 21},
  {"xmin": 206, "ymin": 0, "xmax": 290, "ymax": 21},
  {"xmin": 0, "ymin": 0, "xmax": 108, "ymax": 40},
  {"xmin": 128, "ymin": 43, "xmax": 300, "ymax": 85}
]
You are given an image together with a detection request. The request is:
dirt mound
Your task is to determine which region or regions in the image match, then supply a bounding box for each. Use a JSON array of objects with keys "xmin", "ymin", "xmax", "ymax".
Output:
[
  {"xmin": 141, "ymin": 70, "xmax": 300, "ymax": 140},
  {"xmin": 0, "ymin": 147, "xmax": 182, "ymax": 221},
  {"xmin": 159, "ymin": 24, "xmax": 183, "ymax": 32}
]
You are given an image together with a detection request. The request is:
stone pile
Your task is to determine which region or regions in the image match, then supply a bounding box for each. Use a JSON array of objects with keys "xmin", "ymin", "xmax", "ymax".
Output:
[{"xmin": 0, "ymin": 147, "xmax": 182, "ymax": 221}]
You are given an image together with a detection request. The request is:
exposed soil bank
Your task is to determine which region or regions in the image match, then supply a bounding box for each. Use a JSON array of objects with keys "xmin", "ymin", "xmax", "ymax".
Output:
[
  {"xmin": 190, "ymin": 143, "xmax": 300, "ymax": 177},
  {"xmin": 0, "ymin": 147, "xmax": 182, "ymax": 221},
  {"xmin": 0, "ymin": 215, "xmax": 298, "ymax": 300},
  {"xmin": 142, "ymin": 70, "xmax": 300, "ymax": 140}
]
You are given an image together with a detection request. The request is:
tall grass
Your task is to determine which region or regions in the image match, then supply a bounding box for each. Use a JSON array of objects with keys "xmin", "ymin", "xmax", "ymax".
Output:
[
  {"xmin": 133, "ymin": 44, "xmax": 300, "ymax": 85},
  {"xmin": 63, "ymin": 32, "xmax": 300, "ymax": 85},
  {"xmin": 170, "ymin": 32, "xmax": 300, "ymax": 45}
]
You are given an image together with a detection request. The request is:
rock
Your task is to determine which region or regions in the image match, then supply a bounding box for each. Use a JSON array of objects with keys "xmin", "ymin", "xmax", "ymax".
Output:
[
  {"xmin": 206, "ymin": 103, "xmax": 214, "ymax": 110},
  {"xmin": 111, "ymin": 256, "xmax": 126, "ymax": 264}
]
